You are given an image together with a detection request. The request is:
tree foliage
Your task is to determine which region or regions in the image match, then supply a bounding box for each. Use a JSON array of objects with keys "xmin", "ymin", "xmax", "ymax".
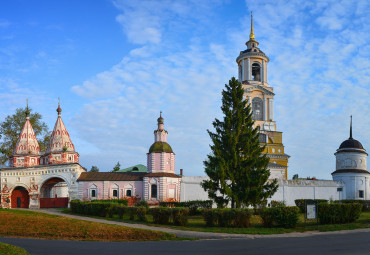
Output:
[
  {"xmin": 0, "ymin": 107, "xmax": 50, "ymax": 165},
  {"xmin": 202, "ymin": 77, "xmax": 278, "ymax": 208},
  {"xmin": 90, "ymin": 166, "xmax": 100, "ymax": 172},
  {"xmin": 112, "ymin": 161, "xmax": 121, "ymax": 172}
]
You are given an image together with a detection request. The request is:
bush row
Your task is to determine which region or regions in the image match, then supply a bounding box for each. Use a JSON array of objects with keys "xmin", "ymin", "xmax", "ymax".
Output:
[
  {"xmin": 90, "ymin": 199, "xmax": 128, "ymax": 206},
  {"xmin": 294, "ymin": 199, "xmax": 328, "ymax": 213},
  {"xmin": 202, "ymin": 208, "xmax": 252, "ymax": 228},
  {"xmin": 335, "ymin": 200, "xmax": 369, "ymax": 212},
  {"xmin": 159, "ymin": 200, "xmax": 213, "ymax": 215},
  {"xmin": 70, "ymin": 201, "xmax": 189, "ymax": 226},
  {"xmin": 318, "ymin": 203, "xmax": 362, "ymax": 224},
  {"xmin": 260, "ymin": 206, "xmax": 300, "ymax": 228}
]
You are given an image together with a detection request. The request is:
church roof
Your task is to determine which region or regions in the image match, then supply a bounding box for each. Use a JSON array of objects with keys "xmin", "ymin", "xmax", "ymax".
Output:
[
  {"xmin": 77, "ymin": 172, "xmax": 146, "ymax": 182},
  {"xmin": 118, "ymin": 164, "xmax": 147, "ymax": 173},
  {"xmin": 13, "ymin": 107, "xmax": 40, "ymax": 156},
  {"xmin": 149, "ymin": 142, "xmax": 174, "ymax": 153},
  {"xmin": 337, "ymin": 116, "xmax": 366, "ymax": 152},
  {"xmin": 338, "ymin": 138, "xmax": 364, "ymax": 150},
  {"xmin": 45, "ymin": 103, "xmax": 76, "ymax": 154}
]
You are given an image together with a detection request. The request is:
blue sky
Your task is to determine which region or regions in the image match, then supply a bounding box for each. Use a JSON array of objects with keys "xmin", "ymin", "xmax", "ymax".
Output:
[{"xmin": 1, "ymin": 0, "xmax": 369, "ymax": 179}]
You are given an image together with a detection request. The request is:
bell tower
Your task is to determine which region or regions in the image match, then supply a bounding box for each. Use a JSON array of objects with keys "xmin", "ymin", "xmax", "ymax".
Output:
[{"xmin": 236, "ymin": 13, "xmax": 289, "ymax": 180}]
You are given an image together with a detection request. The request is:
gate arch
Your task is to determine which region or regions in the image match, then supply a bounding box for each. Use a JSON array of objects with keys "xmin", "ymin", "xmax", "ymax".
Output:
[{"xmin": 39, "ymin": 176, "xmax": 70, "ymax": 208}]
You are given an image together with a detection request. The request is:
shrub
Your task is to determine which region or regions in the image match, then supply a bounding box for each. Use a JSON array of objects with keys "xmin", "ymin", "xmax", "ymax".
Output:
[
  {"xmin": 318, "ymin": 203, "xmax": 362, "ymax": 224},
  {"xmin": 172, "ymin": 208, "xmax": 189, "ymax": 226},
  {"xmin": 295, "ymin": 199, "xmax": 328, "ymax": 213},
  {"xmin": 126, "ymin": 207, "xmax": 136, "ymax": 220},
  {"xmin": 260, "ymin": 208, "xmax": 276, "ymax": 228},
  {"xmin": 136, "ymin": 201, "xmax": 149, "ymax": 208},
  {"xmin": 150, "ymin": 207, "xmax": 172, "ymax": 225},
  {"xmin": 90, "ymin": 199, "xmax": 128, "ymax": 206},
  {"xmin": 233, "ymin": 209, "xmax": 252, "ymax": 228},
  {"xmin": 117, "ymin": 205, "xmax": 126, "ymax": 220},
  {"xmin": 336, "ymin": 200, "xmax": 370, "ymax": 212},
  {"xmin": 159, "ymin": 200, "xmax": 213, "ymax": 215},
  {"xmin": 270, "ymin": 200, "xmax": 285, "ymax": 207},
  {"xmin": 274, "ymin": 206, "xmax": 300, "ymax": 228},
  {"xmin": 202, "ymin": 208, "xmax": 217, "ymax": 227},
  {"xmin": 215, "ymin": 209, "xmax": 234, "ymax": 227},
  {"xmin": 136, "ymin": 207, "xmax": 147, "ymax": 222},
  {"xmin": 260, "ymin": 206, "xmax": 300, "ymax": 228}
]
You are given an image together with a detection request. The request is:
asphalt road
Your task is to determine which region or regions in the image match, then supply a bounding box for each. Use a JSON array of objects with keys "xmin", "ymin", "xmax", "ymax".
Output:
[{"xmin": 1, "ymin": 231, "xmax": 369, "ymax": 255}]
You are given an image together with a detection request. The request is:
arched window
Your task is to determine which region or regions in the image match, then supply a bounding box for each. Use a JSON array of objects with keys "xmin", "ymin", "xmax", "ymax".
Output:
[
  {"xmin": 238, "ymin": 65, "xmax": 242, "ymax": 81},
  {"xmin": 151, "ymin": 184, "xmax": 157, "ymax": 199},
  {"xmin": 252, "ymin": 63, "xmax": 261, "ymax": 81},
  {"xmin": 252, "ymin": 97, "xmax": 263, "ymax": 120},
  {"xmin": 259, "ymin": 133, "xmax": 266, "ymax": 143}
]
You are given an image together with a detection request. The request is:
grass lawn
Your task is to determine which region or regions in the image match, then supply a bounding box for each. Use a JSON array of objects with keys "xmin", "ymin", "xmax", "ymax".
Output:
[
  {"xmin": 64, "ymin": 209, "xmax": 370, "ymax": 235},
  {"xmin": 0, "ymin": 242, "xmax": 29, "ymax": 255},
  {"xmin": 0, "ymin": 209, "xmax": 176, "ymax": 241}
]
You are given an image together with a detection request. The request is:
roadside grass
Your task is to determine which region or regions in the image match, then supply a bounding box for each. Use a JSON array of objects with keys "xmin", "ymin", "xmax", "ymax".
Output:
[
  {"xmin": 0, "ymin": 242, "xmax": 29, "ymax": 255},
  {"xmin": 62, "ymin": 209, "xmax": 370, "ymax": 235},
  {"xmin": 0, "ymin": 209, "xmax": 177, "ymax": 241}
]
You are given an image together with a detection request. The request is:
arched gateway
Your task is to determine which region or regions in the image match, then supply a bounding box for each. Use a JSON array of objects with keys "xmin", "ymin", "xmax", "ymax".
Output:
[{"xmin": 0, "ymin": 103, "xmax": 86, "ymax": 209}]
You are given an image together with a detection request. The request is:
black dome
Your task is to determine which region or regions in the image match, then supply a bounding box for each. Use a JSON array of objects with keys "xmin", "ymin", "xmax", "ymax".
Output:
[{"xmin": 339, "ymin": 138, "xmax": 364, "ymax": 150}]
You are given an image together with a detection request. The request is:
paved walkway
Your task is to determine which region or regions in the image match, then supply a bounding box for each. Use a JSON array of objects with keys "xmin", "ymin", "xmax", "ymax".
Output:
[{"xmin": 29, "ymin": 209, "xmax": 370, "ymax": 239}]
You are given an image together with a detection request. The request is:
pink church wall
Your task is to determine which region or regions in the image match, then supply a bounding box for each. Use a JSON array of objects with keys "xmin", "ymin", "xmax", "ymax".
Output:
[{"xmin": 80, "ymin": 181, "xmax": 143, "ymax": 200}]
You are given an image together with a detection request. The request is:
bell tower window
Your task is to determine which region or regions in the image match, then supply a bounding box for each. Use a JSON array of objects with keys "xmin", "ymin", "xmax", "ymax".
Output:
[
  {"xmin": 238, "ymin": 65, "xmax": 242, "ymax": 81},
  {"xmin": 252, "ymin": 63, "xmax": 261, "ymax": 81},
  {"xmin": 252, "ymin": 97, "xmax": 263, "ymax": 120}
]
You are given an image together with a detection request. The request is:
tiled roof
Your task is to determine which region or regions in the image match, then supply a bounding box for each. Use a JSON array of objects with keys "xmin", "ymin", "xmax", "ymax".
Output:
[
  {"xmin": 77, "ymin": 171, "xmax": 182, "ymax": 181},
  {"xmin": 77, "ymin": 172, "xmax": 146, "ymax": 182},
  {"xmin": 144, "ymin": 172, "xmax": 181, "ymax": 178}
]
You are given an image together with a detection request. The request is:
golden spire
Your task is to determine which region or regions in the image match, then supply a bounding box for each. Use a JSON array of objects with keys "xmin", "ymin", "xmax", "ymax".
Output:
[{"xmin": 249, "ymin": 11, "xmax": 255, "ymax": 41}]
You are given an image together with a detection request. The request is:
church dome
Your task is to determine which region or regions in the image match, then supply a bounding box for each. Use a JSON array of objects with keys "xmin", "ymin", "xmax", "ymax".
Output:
[
  {"xmin": 149, "ymin": 142, "xmax": 173, "ymax": 153},
  {"xmin": 339, "ymin": 138, "xmax": 364, "ymax": 150}
]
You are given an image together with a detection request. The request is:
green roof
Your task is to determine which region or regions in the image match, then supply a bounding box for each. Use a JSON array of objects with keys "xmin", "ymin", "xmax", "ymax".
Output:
[
  {"xmin": 117, "ymin": 164, "xmax": 147, "ymax": 173},
  {"xmin": 149, "ymin": 142, "xmax": 174, "ymax": 153}
]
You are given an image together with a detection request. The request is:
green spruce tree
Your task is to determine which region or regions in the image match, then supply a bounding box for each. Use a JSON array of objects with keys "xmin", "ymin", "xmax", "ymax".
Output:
[
  {"xmin": 202, "ymin": 77, "xmax": 278, "ymax": 208},
  {"xmin": 112, "ymin": 161, "xmax": 121, "ymax": 172}
]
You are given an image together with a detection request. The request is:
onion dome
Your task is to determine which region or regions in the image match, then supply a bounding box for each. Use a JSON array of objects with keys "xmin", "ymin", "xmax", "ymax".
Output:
[
  {"xmin": 149, "ymin": 142, "xmax": 173, "ymax": 153},
  {"xmin": 157, "ymin": 111, "xmax": 164, "ymax": 125}
]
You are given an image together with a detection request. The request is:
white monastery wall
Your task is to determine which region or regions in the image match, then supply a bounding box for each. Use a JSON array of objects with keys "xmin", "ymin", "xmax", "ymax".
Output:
[{"xmin": 180, "ymin": 176, "xmax": 210, "ymax": 202}]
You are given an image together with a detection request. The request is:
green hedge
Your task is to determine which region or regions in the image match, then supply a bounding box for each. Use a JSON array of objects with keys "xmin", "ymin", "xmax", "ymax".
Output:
[
  {"xmin": 159, "ymin": 200, "xmax": 213, "ymax": 215},
  {"xmin": 295, "ymin": 199, "xmax": 328, "ymax": 213},
  {"xmin": 202, "ymin": 208, "xmax": 252, "ymax": 228},
  {"xmin": 336, "ymin": 200, "xmax": 369, "ymax": 212},
  {"xmin": 90, "ymin": 199, "xmax": 128, "ymax": 206},
  {"xmin": 70, "ymin": 200, "xmax": 122, "ymax": 217},
  {"xmin": 318, "ymin": 203, "xmax": 362, "ymax": 224},
  {"xmin": 171, "ymin": 208, "xmax": 189, "ymax": 226},
  {"xmin": 260, "ymin": 206, "xmax": 300, "ymax": 228},
  {"xmin": 150, "ymin": 207, "xmax": 172, "ymax": 225},
  {"xmin": 126, "ymin": 207, "xmax": 147, "ymax": 221}
]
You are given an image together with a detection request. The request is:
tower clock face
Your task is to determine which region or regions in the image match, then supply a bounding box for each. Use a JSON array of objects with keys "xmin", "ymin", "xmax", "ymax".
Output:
[{"xmin": 263, "ymin": 122, "xmax": 270, "ymax": 131}]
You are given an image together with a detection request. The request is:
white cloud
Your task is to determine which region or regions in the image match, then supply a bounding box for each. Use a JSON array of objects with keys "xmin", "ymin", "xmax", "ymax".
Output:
[{"xmin": 70, "ymin": 0, "xmax": 370, "ymax": 180}]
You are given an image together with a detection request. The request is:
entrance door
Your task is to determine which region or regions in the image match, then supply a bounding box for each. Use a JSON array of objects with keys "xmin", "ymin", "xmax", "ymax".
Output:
[{"xmin": 11, "ymin": 187, "xmax": 30, "ymax": 208}]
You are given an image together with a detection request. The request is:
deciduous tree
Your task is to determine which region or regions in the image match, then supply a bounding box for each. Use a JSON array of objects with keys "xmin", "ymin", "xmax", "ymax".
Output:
[{"xmin": 0, "ymin": 107, "xmax": 50, "ymax": 165}]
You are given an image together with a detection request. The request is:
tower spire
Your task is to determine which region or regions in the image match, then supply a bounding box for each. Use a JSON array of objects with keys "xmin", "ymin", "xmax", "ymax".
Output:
[
  {"xmin": 57, "ymin": 97, "xmax": 62, "ymax": 116},
  {"xmin": 25, "ymin": 99, "xmax": 30, "ymax": 118},
  {"xmin": 250, "ymin": 11, "xmax": 255, "ymax": 41},
  {"xmin": 350, "ymin": 115, "xmax": 353, "ymax": 139}
]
